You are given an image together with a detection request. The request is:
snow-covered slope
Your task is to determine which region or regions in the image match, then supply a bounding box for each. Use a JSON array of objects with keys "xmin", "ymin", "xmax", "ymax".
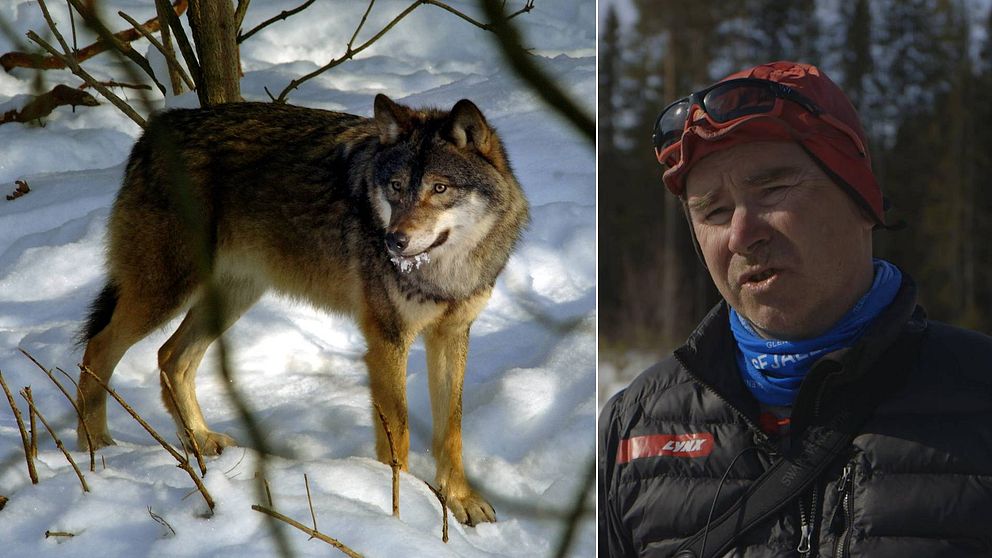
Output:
[{"xmin": 0, "ymin": 1, "xmax": 595, "ymax": 556}]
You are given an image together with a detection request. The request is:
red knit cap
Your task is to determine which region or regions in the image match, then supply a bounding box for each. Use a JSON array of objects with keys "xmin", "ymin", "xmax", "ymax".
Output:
[{"xmin": 661, "ymin": 61, "xmax": 885, "ymax": 224}]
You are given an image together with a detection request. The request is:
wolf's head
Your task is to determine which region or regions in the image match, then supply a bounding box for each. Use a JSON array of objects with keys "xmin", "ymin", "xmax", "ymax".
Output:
[{"xmin": 367, "ymin": 95, "xmax": 528, "ymax": 297}]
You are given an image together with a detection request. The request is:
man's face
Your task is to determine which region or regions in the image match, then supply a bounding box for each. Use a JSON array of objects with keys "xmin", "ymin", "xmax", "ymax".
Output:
[{"xmin": 684, "ymin": 141, "xmax": 875, "ymax": 340}]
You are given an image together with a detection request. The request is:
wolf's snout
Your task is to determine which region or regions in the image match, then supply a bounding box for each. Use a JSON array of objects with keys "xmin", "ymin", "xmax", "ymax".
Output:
[{"xmin": 385, "ymin": 231, "xmax": 409, "ymax": 254}]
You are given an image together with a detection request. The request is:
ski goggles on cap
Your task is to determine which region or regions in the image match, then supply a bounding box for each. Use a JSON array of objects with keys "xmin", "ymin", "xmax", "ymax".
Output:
[{"xmin": 652, "ymin": 77, "xmax": 867, "ymax": 166}]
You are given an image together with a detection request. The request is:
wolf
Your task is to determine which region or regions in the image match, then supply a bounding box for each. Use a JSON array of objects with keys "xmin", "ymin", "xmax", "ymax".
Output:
[{"xmin": 75, "ymin": 95, "xmax": 529, "ymax": 525}]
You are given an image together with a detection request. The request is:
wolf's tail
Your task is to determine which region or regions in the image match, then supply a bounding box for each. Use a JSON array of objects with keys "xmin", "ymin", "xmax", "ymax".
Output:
[{"xmin": 78, "ymin": 282, "xmax": 119, "ymax": 345}]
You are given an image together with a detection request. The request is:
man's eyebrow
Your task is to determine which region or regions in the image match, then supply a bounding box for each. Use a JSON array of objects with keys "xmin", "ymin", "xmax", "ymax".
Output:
[
  {"xmin": 742, "ymin": 166, "xmax": 803, "ymax": 187},
  {"xmin": 686, "ymin": 190, "xmax": 717, "ymax": 212}
]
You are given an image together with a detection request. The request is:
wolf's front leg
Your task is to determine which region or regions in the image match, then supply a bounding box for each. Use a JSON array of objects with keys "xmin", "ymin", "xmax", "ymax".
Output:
[
  {"xmin": 423, "ymin": 296, "xmax": 495, "ymax": 526},
  {"xmin": 363, "ymin": 319, "xmax": 412, "ymax": 471}
]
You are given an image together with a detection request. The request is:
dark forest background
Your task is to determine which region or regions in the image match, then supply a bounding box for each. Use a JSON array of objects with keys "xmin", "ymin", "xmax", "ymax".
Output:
[{"xmin": 599, "ymin": 0, "xmax": 992, "ymax": 360}]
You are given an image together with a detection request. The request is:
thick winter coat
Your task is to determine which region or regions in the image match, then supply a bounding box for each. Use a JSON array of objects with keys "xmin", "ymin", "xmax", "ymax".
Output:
[{"xmin": 599, "ymin": 277, "xmax": 992, "ymax": 557}]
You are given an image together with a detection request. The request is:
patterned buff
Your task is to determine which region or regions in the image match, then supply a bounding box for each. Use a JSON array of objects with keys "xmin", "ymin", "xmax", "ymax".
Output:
[{"xmin": 730, "ymin": 259, "xmax": 903, "ymax": 406}]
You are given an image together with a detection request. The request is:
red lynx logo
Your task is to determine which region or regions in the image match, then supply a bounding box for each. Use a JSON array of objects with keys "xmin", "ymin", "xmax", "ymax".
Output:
[{"xmin": 617, "ymin": 433, "xmax": 714, "ymax": 464}]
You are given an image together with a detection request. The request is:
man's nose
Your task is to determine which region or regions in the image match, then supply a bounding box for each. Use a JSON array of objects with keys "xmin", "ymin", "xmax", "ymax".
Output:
[{"xmin": 726, "ymin": 205, "xmax": 770, "ymax": 255}]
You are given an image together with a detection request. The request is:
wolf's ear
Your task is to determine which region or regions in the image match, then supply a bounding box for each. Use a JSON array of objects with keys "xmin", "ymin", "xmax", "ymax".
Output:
[
  {"xmin": 444, "ymin": 99, "xmax": 493, "ymax": 156},
  {"xmin": 374, "ymin": 94, "xmax": 412, "ymax": 145}
]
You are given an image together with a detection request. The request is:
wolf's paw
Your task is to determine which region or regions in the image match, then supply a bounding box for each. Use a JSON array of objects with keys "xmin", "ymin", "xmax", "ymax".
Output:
[
  {"xmin": 447, "ymin": 489, "xmax": 496, "ymax": 526},
  {"xmin": 78, "ymin": 429, "xmax": 116, "ymax": 451},
  {"xmin": 190, "ymin": 431, "xmax": 238, "ymax": 456}
]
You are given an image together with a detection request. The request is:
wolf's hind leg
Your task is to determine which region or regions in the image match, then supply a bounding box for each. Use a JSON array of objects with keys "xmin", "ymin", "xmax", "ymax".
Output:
[
  {"xmin": 424, "ymin": 292, "xmax": 495, "ymax": 526},
  {"xmin": 158, "ymin": 276, "xmax": 263, "ymax": 456},
  {"xmin": 78, "ymin": 286, "xmax": 181, "ymax": 451}
]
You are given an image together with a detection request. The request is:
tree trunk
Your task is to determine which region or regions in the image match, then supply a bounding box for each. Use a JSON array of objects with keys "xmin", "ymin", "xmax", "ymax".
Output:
[{"xmin": 188, "ymin": 0, "xmax": 240, "ymax": 106}]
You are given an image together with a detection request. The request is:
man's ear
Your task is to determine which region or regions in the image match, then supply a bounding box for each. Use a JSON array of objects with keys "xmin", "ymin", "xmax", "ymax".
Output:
[
  {"xmin": 374, "ymin": 94, "xmax": 412, "ymax": 144},
  {"xmin": 443, "ymin": 99, "xmax": 493, "ymax": 156}
]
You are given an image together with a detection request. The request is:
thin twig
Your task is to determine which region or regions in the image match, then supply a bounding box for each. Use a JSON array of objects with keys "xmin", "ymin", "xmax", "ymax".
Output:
[
  {"xmin": 154, "ymin": 0, "xmax": 201, "ymax": 91},
  {"xmin": 36, "ymin": 0, "xmax": 73, "ymax": 55},
  {"xmin": 64, "ymin": 0, "xmax": 167, "ymax": 95},
  {"xmin": 373, "ymin": 402, "xmax": 400, "ymax": 518},
  {"xmin": 420, "ymin": 0, "xmax": 534, "ymax": 30},
  {"xmin": 56, "ymin": 367, "xmax": 77, "ymax": 390},
  {"xmin": 79, "ymin": 80, "xmax": 152, "ymax": 91},
  {"xmin": 238, "ymin": 0, "xmax": 316, "ymax": 43},
  {"xmin": 0, "ymin": 370, "xmax": 38, "ymax": 484},
  {"xmin": 424, "ymin": 481, "xmax": 449, "ymax": 543},
  {"xmin": 148, "ymin": 507, "xmax": 177, "ymax": 537},
  {"xmin": 273, "ymin": 0, "xmax": 535, "ymax": 103},
  {"xmin": 551, "ymin": 456, "xmax": 596, "ymax": 558},
  {"xmin": 45, "ymin": 531, "xmax": 75, "ymax": 538},
  {"xmin": 118, "ymin": 10, "xmax": 195, "ymax": 91},
  {"xmin": 347, "ymin": 0, "xmax": 376, "ymax": 49},
  {"xmin": 19, "ymin": 390, "xmax": 89, "ymax": 493},
  {"xmin": 24, "ymin": 386, "xmax": 37, "ymax": 459},
  {"xmin": 251, "ymin": 504, "xmax": 364, "ymax": 558},
  {"xmin": 78, "ymin": 365, "xmax": 214, "ymax": 511},
  {"xmin": 234, "ymin": 0, "xmax": 252, "ymax": 32},
  {"xmin": 26, "ymin": 31, "xmax": 147, "ymax": 128},
  {"xmin": 304, "ymin": 473, "xmax": 318, "ymax": 537},
  {"xmin": 275, "ymin": 0, "xmax": 421, "ymax": 102},
  {"xmin": 159, "ymin": 371, "xmax": 207, "ymax": 477},
  {"xmin": 224, "ymin": 448, "xmax": 248, "ymax": 476},
  {"xmin": 480, "ymin": 0, "xmax": 593, "ymax": 143},
  {"xmin": 20, "ymin": 349, "xmax": 95, "ymax": 471},
  {"xmin": 264, "ymin": 477, "xmax": 273, "ymax": 507}
]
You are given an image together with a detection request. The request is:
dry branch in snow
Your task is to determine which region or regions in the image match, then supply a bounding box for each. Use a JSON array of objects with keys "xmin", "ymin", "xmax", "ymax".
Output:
[{"xmin": 0, "ymin": 370, "xmax": 38, "ymax": 484}]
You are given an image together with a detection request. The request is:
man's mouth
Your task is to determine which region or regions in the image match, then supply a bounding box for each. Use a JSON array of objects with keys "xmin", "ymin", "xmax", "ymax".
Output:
[
  {"xmin": 747, "ymin": 269, "xmax": 776, "ymax": 283},
  {"xmin": 740, "ymin": 267, "xmax": 779, "ymax": 288}
]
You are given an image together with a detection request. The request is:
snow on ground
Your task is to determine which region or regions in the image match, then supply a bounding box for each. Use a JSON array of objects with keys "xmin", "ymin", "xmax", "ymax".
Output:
[{"xmin": 0, "ymin": 1, "xmax": 595, "ymax": 556}]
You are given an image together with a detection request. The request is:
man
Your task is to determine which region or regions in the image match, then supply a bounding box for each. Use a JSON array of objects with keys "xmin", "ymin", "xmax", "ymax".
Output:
[{"xmin": 599, "ymin": 61, "xmax": 992, "ymax": 557}]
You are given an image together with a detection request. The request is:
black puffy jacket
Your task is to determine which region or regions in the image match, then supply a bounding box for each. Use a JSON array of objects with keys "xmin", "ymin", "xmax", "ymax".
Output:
[{"xmin": 599, "ymin": 277, "xmax": 992, "ymax": 557}]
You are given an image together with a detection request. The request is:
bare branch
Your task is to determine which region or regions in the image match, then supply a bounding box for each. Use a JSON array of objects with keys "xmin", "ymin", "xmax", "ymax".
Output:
[
  {"xmin": 45, "ymin": 531, "xmax": 75, "ymax": 538},
  {"xmin": 251, "ymin": 504, "xmax": 364, "ymax": 558},
  {"xmin": 24, "ymin": 386, "xmax": 37, "ymax": 459},
  {"xmin": 551, "ymin": 456, "xmax": 595, "ymax": 558},
  {"xmin": 0, "ymin": 370, "xmax": 38, "ymax": 484},
  {"xmin": 234, "ymin": 0, "xmax": 252, "ymax": 32},
  {"xmin": 154, "ymin": 0, "xmax": 201, "ymax": 91},
  {"xmin": 275, "ymin": 0, "xmax": 423, "ymax": 102},
  {"xmin": 26, "ymin": 31, "xmax": 147, "ymax": 128},
  {"xmin": 424, "ymin": 481, "xmax": 449, "ymax": 543},
  {"xmin": 347, "ymin": 0, "xmax": 376, "ymax": 49},
  {"xmin": 36, "ymin": 0, "xmax": 73, "ymax": 55},
  {"xmin": 19, "ymin": 389, "xmax": 90, "ymax": 493},
  {"xmin": 273, "ymin": 0, "xmax": 536, "ymax": 103},
  {"xmin": 63, "ymin": 0, "xmax": 167, "ymax": 95},
  {"xmin": 0, "ymin": 84, "xmax": 99, "ymax": 126},
  {"xmin": 238, "ymin": 0, "xmax": 316, "ymax": 44},
  {"xmin": 304, "ymin": 473, "xmax": 318, "ymax": 537},
  {"xmin": 480, "ymin": 0, "xmax": 593, "ymax": 143},
  {"xmin": 119, "ymin": 10, "xmax": 195, "ymax": 92},
  {"xmin": 373, "ymin": 402, "xmax": 400, "ymax": 518},
  {"xmin": 20, "ymin": 348, "xmax": 95, "ymax": 471},
  {"xmin": 148, "ymin": 507, "xmax": 177, "ymax": 537},
  {"xmin": 79, "ymin": 365, "xmax": 214, "ymax": 511},
  {"xmin": 159, "ymin": 371, "xmax": 207, "ymax": 477}
]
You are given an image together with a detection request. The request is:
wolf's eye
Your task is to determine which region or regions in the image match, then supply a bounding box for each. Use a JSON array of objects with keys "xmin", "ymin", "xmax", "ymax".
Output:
[
  {"xmin": 433, "ymin": 183, "xmax": 447, "ymax": 194},
  {"xmin": 389, "ymin": 179, "xmax": 402, "ymax": 192}
]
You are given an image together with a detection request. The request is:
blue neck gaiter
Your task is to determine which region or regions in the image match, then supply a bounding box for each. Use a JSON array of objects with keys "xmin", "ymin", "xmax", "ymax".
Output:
[{"xmin": 731, "ymin": 259, "xmax": 902, "ymax": 406}]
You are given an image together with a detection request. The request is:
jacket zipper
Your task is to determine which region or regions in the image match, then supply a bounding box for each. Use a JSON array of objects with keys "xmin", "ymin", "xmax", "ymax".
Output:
[
  {"xmin": 798, "ymin": 485, "xmax": 818, "ymax": 556},
  {"xmin": 674, "ymin": 351, "xmax": 774, "ymax": 451},
  {"xmin": 833, "ymin": 464, "xmax": 854, "ymax": 558}
]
